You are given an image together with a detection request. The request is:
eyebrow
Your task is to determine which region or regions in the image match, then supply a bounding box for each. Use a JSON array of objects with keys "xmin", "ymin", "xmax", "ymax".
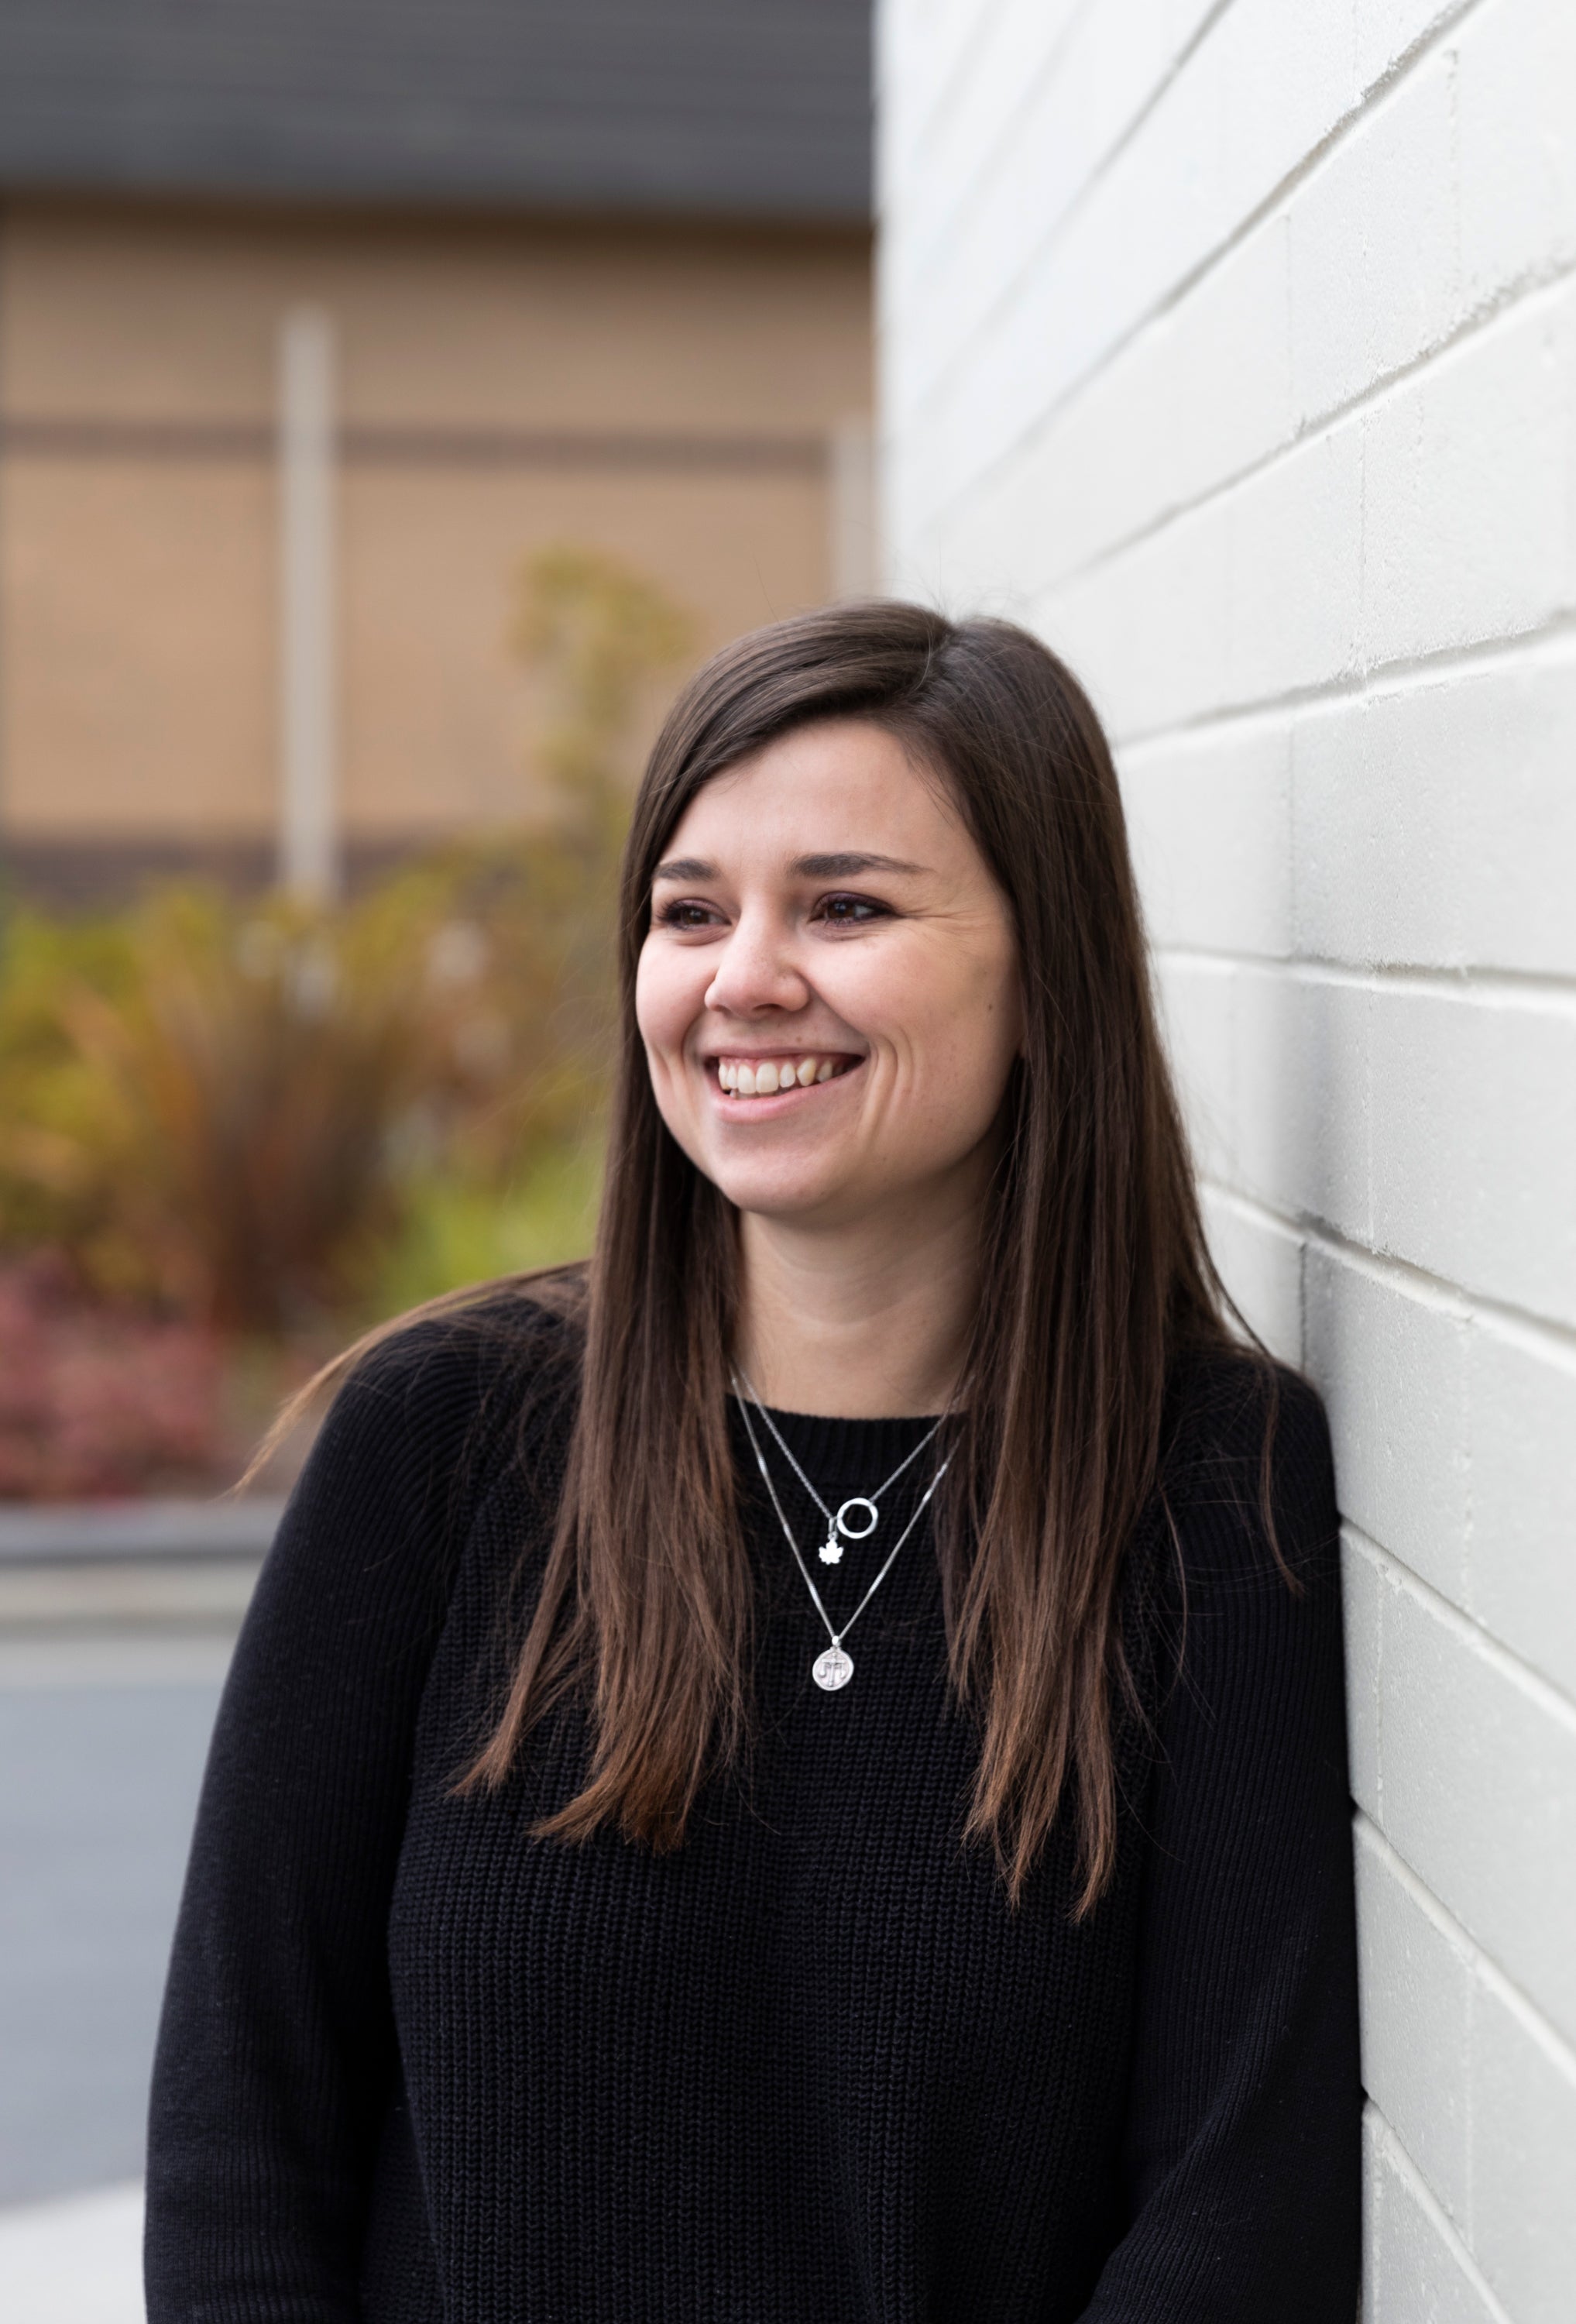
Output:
[{"xmin": 651, "ymin": 851, "xmax": 929, "ymax": 883}]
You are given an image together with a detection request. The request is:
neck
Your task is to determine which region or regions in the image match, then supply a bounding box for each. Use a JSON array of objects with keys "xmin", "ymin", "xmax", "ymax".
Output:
[{"xmin": 733, "ymin": 1176, "xmax": 987, "ymax": 1419}]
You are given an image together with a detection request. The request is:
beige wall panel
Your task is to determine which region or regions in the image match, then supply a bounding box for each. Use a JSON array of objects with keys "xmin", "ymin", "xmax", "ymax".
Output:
[
  {"xmin": 1, "ymin": 205, "xmax": 870, "ymax": 433},
  {"xmin": 1, "ymin": 206, "xmax": 276, "ymax": 421},
  {"xmin": 2, "ymin": 460, "xmax": 273, "ymax": 837},
  {"xmin": 0, "ymin": 199, "xmax": 870, "ymax": 870},
  {"xmin": 340, "ymin": 468, "xmax": 831, "ymax": 836},
  {"xmin": 331, "ymin": 226, "xmax": 872, "ymax": 432}
]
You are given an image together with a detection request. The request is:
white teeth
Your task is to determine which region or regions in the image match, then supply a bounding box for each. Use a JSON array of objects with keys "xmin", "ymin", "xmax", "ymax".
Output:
[{"xmin": 714, "ymin": 1054, "xmax": 853, "ymax": 1098}]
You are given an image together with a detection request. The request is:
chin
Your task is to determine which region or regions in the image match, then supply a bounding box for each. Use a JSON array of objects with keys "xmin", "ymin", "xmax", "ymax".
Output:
[{"xmin": 705, "ymin": 1157, "xmax": 853, "ymax": 1219}]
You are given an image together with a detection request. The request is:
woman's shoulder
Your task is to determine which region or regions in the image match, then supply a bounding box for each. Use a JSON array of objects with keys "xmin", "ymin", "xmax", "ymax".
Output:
[
  {"xmin": 342, "ymin": 1273, "xmax": 583, "ymax": 1406},
  {"xmin": 1155, "ymin": 1338, "xmax": 1338, "ymax": 1599},
  {"xmin": 310, "ymin": 1273, "xmax": 585, "ymax": 1511},
  {"xmin": 251, "ymin": 1276, "xmax": 584, "ymax": 1632}
]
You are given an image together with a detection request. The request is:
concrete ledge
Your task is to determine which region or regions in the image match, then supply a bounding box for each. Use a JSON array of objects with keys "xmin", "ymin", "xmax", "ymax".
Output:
[
  {"xmin": 0, "ymin": 1560, "xmax": 262, "ymax": 1631},
  {"xmin": 0, "ymin": 1635, "xmax": 238, "ymax": 1687},
  {"xmin": 0, "ymin": 2181, "xmax": 144, "ymax": 2324},
  {"xmin": 0, "ymin": 1500, "xmax": 284, "ymax": 1563}
]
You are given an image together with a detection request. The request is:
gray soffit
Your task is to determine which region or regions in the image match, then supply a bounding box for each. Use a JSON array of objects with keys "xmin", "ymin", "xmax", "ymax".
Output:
[{"xmin": 0, "ymin": 2, "xmax": 871, "ymax": 222}]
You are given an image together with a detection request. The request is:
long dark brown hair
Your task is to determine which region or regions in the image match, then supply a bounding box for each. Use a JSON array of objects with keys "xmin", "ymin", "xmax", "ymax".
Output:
[
  {"xmin": 278, "ymin": 603, "xmax": 1252, "ymax": 1911},
  {"xmin": 469, "ymin": 595, "xmax": 1245, "ymax": 1906}
]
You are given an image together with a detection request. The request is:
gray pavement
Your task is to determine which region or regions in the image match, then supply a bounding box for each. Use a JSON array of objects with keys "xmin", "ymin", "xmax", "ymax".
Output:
[
  {"xmin": 0, "ymin": 2181, "xmax": 146, "ymax": 2323},
  {"xmin": 0, "ymin": 1511, "xmax": 273, "ymax": 2209},
  {"xmin": 0, "ymin": 1681, "xmax": 222, "ymax": 2202}
]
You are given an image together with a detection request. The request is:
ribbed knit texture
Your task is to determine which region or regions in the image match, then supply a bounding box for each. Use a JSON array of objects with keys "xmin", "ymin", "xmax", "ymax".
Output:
[{"xmin": 146, "ymin": 1301, "xmax": 1361, "ymax": 2322}]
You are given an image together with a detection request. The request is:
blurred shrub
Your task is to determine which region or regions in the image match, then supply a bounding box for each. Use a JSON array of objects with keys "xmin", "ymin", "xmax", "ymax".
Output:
[
  {"xmin": 510, "ymin": 541, "xmax": 694, "ymax": 1047},
  {"xmin": 369, "ymin": 1140, "xmax": 603, "ymax": 1318},
  {"xmin": 0, "ymin": 866, "xmax": 578, "ymax": 1329},
  {"xmin": 0, "ymin": 545, "xmax": 691, "ymax": 1340},
  {"xmin": 0, "ymin": 1253, "xmax": 228, "ymax": 1498}
]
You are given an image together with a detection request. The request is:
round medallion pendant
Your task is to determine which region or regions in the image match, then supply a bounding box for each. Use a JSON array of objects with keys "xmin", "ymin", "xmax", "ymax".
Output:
[
  {"xmin": 834, "ymin": 1495, "xmax": 879, "ymax": 1541},
  {"xmin": 812, "ymin": 1645, "xmax": 854, "ymax": 1691}
]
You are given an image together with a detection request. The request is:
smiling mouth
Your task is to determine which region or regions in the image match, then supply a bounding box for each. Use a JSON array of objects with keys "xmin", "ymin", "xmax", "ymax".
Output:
[{"xmin": 709, "ymin": 1053, "xmax": 859, "ymax": 1098}]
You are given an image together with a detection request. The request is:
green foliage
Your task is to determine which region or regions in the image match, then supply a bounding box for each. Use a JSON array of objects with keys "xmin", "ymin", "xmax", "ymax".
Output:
[
  {"xmin": 367, "ymin": 1141, "xmax": 603, "ymax": 1319},
  {"xmin": 517, "ymin": 541, "xmax": 694, "ymax": 844},
  {"xmin": 0, "ymin": 871, "xmax": 541, "ymax": 1327},
  {"xmin": 511, "ymin": 541, "xmax": 695, "ymax": 1047},
  {"xmin": 0, "ymin": 544, "xmax": 689, "ymax": 1336}
]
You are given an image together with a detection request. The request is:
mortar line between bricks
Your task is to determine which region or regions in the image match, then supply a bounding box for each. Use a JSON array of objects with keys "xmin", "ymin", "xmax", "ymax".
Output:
[
  {"xmin": 888, "ymin": 0, "xmax": 1017, "ymax": 168},
  {"xmin": 1021, "ymin": 254, "xmax": 1576, "ymax": 607},
  {"xmin": 1362, "ymin": 2100, "xmax": 1517, "ymax": 2323},
  {"xmin": 1355, "ymin": 1811, "xmax": 1576, "ymax": 2087},
  {"xmin": 1344, "ymin": 1521, "xmax": 1576, "ymax": 1735},
  {"xmin": 903, "ymin": 0, "xmax": 1492, "ymax": 534},
  {"xmin": 1107, "ymin": 609, "xmax": 1576, "ymax": 748},
  {"xmin": 946, "ymin": 0, "xmax": 1241, "ymax": 315},
  {"xmin": 1115, "ymin": 622, "xmax": 1576, "ymax": 758},
  {"xmin": 887, "ymin": 0, "xmax": 1099, "ymax": 270},
  {"xmin": 1197, "ymin": 1179, "xmax": 1576, "ymax": 1364},
  {"xmin": 894, "ymin": 0, "xmax": 1235, "ymax": 411},
  {"xmin": 1155, "ymin": 947, "xmax": 1576, "ymax": 1009}
]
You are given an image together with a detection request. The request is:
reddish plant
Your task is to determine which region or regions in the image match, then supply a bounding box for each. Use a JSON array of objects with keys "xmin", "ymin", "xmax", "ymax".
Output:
[{"xmin": 0, "ymin": 1253, "xmax": 229, "ymax": 1501}]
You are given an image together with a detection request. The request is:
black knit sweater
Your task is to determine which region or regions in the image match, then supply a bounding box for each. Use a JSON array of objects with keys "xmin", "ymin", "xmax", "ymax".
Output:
[{"xmin": 146, "ymin": 1301, "xmax": 1361, "ymax": 2322}]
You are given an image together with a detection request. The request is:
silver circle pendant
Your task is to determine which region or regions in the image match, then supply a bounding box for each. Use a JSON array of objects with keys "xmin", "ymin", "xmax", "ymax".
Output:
[
  {"xmin": 812, "ymin": 1645, "xmax": 853, "ymax": 1691},
  {"xmin": 835, "ymin": 1496, "xmax": 879, "ymax": 1541}
]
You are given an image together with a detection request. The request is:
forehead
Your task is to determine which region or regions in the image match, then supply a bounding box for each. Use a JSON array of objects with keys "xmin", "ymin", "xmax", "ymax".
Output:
[{"xmin": 661, "ymin": 720, "xmax": 963, "ymax": 861}]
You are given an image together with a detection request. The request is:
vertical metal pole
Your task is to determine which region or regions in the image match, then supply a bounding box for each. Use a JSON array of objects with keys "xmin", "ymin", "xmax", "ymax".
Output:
[
  {"xmin": 829, "ymin": 415, "xmax": 877, "ymax": 600},
  {"xmin": 276, "ymin": 308, "xmax": 338, "ymax": 902}
]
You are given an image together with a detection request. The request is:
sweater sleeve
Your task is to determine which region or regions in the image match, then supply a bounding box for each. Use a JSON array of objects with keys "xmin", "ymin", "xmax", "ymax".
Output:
[
  {"xmin": 1078, "ymin": 1364, "xmax": 1362, "ymax": 2323},
  {"xmin": 144, "ymin": 1315, "xmax": 534, "ymax": 2324}
]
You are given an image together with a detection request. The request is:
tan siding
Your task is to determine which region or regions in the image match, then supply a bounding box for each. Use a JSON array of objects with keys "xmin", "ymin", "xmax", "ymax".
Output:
[
  {"xmin": 2, "ymin": 458, "xmax": 275, "ymax": 837},
  {"xmin": 0, "ymin": 199, "xmax": 872, "ymax": 872}
]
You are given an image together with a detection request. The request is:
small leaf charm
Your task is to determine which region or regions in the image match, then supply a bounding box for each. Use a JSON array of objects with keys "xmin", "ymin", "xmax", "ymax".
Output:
[{"xmin": 818, "ymin": 1532, "xmax": 844, "ymax": 1565}]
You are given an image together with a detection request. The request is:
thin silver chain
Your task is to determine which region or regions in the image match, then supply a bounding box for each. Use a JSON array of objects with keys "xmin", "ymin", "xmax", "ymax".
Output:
[
  {"xmin": 730, "ymin": 1363, "xmax": 945, "ymax": 1535},
  {"xmin": 732, "ymin": 1381, "xmax": 950, "ymax": 1661}
]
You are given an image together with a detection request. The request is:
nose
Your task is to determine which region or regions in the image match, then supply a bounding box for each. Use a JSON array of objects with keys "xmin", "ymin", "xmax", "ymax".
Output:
[{"xmin": 703, "ymin": 906, "xmax": 810, "ymax": 1019}]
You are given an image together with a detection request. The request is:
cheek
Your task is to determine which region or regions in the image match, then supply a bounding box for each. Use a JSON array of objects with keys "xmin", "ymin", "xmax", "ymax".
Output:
[
  {"xmin": 885, "ymin": 933, "xmax": 1020, "ymax": 1071},
  {"xmin": 889, "ymin": 940, "xmax": 1021, "ymax": 1140},
  {"xmin": 633, "ymin": 941, "xmax": 697, "ymax": 1061}
]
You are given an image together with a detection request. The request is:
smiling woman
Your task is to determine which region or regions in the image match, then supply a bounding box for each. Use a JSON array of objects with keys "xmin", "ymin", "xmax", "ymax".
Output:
[{"xmin": 146, "ymin": 604, "xmax": 1361, "ymax": 2324}]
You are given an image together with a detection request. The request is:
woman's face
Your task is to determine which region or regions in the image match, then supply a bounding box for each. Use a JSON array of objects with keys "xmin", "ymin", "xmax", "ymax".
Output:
[{"xmin": 636, "ymin": 718, "xmax": 1023, "ymax": 1232}]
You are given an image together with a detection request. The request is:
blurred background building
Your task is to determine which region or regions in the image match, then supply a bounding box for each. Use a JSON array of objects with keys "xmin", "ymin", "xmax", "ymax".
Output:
[
  {"xmin": 0, "ymin": 0, "xmax": 873, "ymax": 903},
  {"xmin": 0, "ymin": 6, "xmax": 872, "ymax": 2300}
]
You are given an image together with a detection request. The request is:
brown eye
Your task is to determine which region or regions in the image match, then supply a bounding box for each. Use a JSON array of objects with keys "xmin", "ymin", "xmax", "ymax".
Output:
[
  {"xmin": 657, "ymin": 899, "xmax": 719, "ymax": 930},
  {"xmin": 816, "ymin": 892, "xmax": 890, "ymax": 926}
]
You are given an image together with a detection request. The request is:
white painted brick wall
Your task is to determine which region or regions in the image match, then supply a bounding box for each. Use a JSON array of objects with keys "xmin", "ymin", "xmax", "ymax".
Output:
[{"xmin": 880, "ymin": 1, "xmax": 1576, "ymax": 2314}]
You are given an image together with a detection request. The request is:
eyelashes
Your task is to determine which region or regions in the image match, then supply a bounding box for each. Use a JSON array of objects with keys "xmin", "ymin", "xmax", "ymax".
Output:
[
  {"xmin": 655, "ymin": 899, "xmax": 720, "ymax": 930},
  {"xmin": 654, "ymin": 892, "xmax": 894, "ymax": 930},
  {"xmin": 817, "ymin": 894, "xmax": 891, "ymax": 926}
]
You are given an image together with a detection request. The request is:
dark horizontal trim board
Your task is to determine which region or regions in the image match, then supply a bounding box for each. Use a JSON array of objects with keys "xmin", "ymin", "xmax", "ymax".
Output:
[
  {"xmin": 0, "ymin": 414, "xmax": 832, "ymax": 477},
  {"xmin": 0, "ymin": 2, "xmax": 871, "ymax": 220}
]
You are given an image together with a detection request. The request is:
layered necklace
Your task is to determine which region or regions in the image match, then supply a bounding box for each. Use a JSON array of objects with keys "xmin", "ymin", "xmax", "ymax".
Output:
[{"xmin": 732, "ymin": 1366, "xmax": 951, "ymax": 1692}]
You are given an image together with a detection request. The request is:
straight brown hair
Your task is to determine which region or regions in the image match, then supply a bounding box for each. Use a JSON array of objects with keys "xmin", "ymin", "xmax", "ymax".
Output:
[{"xmin": 417, "ymin": 601, "xmax": 1248, "ymax": 1912}]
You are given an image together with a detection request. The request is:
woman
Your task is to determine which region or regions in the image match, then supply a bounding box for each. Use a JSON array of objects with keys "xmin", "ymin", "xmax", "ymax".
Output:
[{"xmin": 146, "ymin": 604, "xmax": 1361, "ymax": 2322}]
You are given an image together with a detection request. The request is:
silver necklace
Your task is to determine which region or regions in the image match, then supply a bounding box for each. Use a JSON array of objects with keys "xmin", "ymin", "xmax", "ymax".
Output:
[
  {"xmin": 731, "ymin": 1363, "xmax": 946, "ymax": 1564},
  {"xmin": 732, "ymin": 1376, "xmax": 950, "ymax": 1691}
]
